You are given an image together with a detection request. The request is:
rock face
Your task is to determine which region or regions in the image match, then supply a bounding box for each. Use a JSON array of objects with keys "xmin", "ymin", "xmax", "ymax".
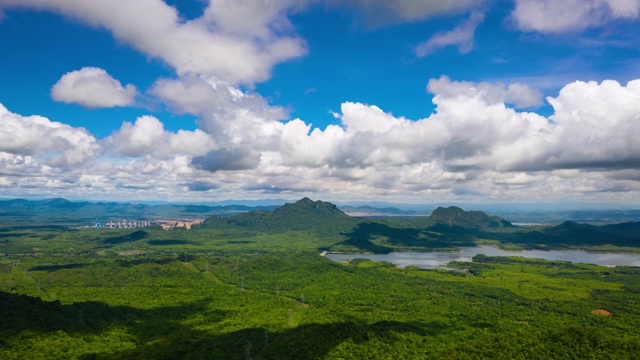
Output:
[{"xmin": 591, "ymin": 309, "xmax": 612, "ymax": 317}]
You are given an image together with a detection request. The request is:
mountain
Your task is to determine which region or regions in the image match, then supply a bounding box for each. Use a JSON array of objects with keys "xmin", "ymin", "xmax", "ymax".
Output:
[
  {"xmin": 200, "ymin": 198, "xmax": 357, "ymax": 234},
  {"xmin": 427, "ymin": 206, "xmax": 513, "ymax": 230},
  {"xmin": 272, "ymin": 197, "xmax": 349, "ymax": 218}
]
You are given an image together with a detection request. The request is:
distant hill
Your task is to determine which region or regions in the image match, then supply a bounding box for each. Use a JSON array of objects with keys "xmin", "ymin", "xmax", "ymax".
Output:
[
  {"xmin": 488, "ymin": 209, "xmax": 640, "ymax": 225},
  {"xmin": 600, "ymin": 221, "xmax": 640, "ymax": 238},
  {"xmin": 0, "ymin": 198, "xmax": 276, "ymax": 224},
  {"xmin": 327, "ymin": 206, "xmax": 512, "ymax": 253},
  {"xmin": 338, "ymin": 205, "xmax": 423, "ymax": 216},
  {"xmin": 515, "ymin": 221, "xmax": 640, "ymax": 247},
  {"xmin": 200, "ymin": 198, "xmax": 358, "ymax": 235},
  {"xmin": 427, "ymin": 206, "xmax": 513, "ymax": 230}
]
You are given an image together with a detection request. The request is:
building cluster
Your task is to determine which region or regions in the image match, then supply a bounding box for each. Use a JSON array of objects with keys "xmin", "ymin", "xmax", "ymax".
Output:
[
  {"xmin": 105, "ymin": 220, "xmax": 151, "ymax": 229},
  {"xmin": 156, "ymin": 219, "xmax": 203, "ymax": 230}
]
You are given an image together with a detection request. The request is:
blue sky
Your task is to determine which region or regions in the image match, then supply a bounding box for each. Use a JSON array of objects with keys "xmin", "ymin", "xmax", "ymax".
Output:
[{"xmin": 0, "ymin": 0, "xmax": 639, "ymax": 206}]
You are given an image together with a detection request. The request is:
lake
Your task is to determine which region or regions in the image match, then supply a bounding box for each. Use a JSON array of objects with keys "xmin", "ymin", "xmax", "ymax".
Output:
[{"xmin": 325, "ymin": 246, "xmax": 640, "ymax": 269}]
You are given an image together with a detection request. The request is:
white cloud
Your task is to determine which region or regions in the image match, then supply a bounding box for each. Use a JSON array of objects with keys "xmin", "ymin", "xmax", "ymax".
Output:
[
  {"xmin": 110, "ymin": 76, "xmax": 640, "ymax": 202},
  {"xmin": 201, "ymin": 0, "xmax": 304, "ymax": 38},
  {"xmin": 0, "ymin": 0, "xmax": 307, "ymax": 84},
  {"xmin": 6, "ymin": 65, "xmax": 640, "ymax": 204},
  {"xmin": 105, "ymin": 115, "xmax": 216, "ymax": 157},
  {"xmin": 149, "ymin": 76, "xmax": 226, "ymax": 115},
  {"xmin": 340, "ymin": 103, "xmax": 405, "ymax": 133},
  {"xmin": 504, "ymin": 83, "xmax": 545, "ymax": 108},
  {"xmin": 0, "ymin": 102, "xmax": 99, "ymax": 167},
  {"xmin": 426, "ymin": 76, "xmax": 544, "ymax": 108},
  {"xmin": 149, "ymin": 75, "xmax": 285, "ymax": 118},
  {"xmin": 542, "ymin": 79, "xmax": 640, "ymax": 169},
  {"xmin": 148, "ymin": 75, "xmax": 288, "ymax": 172},
  {"xmin": 414, "ymin": 77, "xmax": 639, "ymax": 173},
  {"xmin": 51, "ymin": 67, "xmax": 137, "ymax": 108},
  {"xmin": 211, "ymin": 76, "xmax": 640, "ymax": 202},
  {"xmin": 134, "ymin": 72, "xmax": 635, "ymax": 202},
  {"xmin": 512, "ymin": 0, "xmax": 640, "ymax": 33},
  {"xmin": 415, "ymin": 11, "xmax": 484, "ymax": 57}
]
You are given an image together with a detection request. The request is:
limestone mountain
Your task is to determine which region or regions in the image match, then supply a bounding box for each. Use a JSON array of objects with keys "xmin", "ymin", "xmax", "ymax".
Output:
[
  {"xmin": 200, "ymin": 198, "xmax": 357, "ymax": 234},
  {"xmin": 427, "ymin": 206, "xmax": 513, "ymax": 230}
]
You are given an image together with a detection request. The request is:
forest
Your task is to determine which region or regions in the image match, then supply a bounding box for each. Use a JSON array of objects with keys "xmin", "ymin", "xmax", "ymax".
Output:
[{"xmin": 1, "ymin": 198, "xmax": 639, "ymax": 359}]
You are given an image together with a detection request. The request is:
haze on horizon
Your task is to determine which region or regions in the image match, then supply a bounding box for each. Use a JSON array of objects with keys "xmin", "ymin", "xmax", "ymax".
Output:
[{"xmin": 0, "ymin": 0, "xmax": 639, "ymax": 206}]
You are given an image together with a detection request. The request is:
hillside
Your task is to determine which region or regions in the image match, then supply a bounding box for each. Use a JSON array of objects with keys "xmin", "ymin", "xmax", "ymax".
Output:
[
  {"xmin": 427, "ymin": 206, "xmax": 513, "ymax": 230},
  {"xmin": 599, "ymin": 221, "xmax": 640, "ymax": 238},
  {"xmin": 513, "ymin": 221, "xmax": 640, "ymax": 248},
  {"xmin": 200, "ymin": 198, "xmax": 358, "ymax": 235}
]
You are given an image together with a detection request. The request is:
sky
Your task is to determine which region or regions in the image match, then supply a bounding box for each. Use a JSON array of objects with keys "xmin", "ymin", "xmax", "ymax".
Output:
[{"xmin": 0, "ymin": 0, "xmax": 640, "ymax": 206}]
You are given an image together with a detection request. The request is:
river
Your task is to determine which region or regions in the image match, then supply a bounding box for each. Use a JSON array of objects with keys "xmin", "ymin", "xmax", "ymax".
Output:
[{"xmin": 325, "ymin": 246, "xmax": 640, "ymax": 269}]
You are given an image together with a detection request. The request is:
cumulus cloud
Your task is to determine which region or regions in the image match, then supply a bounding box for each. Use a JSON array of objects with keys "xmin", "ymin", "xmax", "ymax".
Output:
[
  {"xmin": 149, "ymin": 75, "xmax": 286, "ymax": 119},
  {"xmin": 51, "ymin": 67, "xmax": 137, "ymax": 108},
  {"xmin": 105, "ymin": 115, "xmax": 216, "ymax": 157},
  {"xmin": 145, "ymin": 72, "xmax": 635, "ymax": 200},
  {"xmin": 0, "ymin": 102, "xmax": 99, "ymax": 167},
  {"xmin": 415, "ymin": 11, "xmax": 484, "ymax": 57},
  {"xmin": 427, "ymin": 76, "xmax": 544, "ymax": 108},
  {"xmin": 512, "ymin": 0, "xmax": 640, "ymax": 33},
  {"xmin": 199, "ymin": 76, "xmax": 639, "ymax": 202},
  {"xmin": 503, "ymin": 83, "xmax": 545, "ymax": 108},
  {"xmin": 67, "ymin": 155, "xmax": 201, "ymax": 200},
  {"xmin": 7, "ymin": 66, "xmax": 640, "ymax": 203},
  {"xmin": 148, "ymin": 75, "xmax": 289, "ymax": 171},
  {"xmin": 109, "ymin": 76, "xmax": 640, "ymax": 202},
  {"xmin": 0, "ymin": 0, "xmax": 306, "ymax": 84},
  {"xmin": 542, "ymin": 79, "xmax": 640, "ymax": 169}
]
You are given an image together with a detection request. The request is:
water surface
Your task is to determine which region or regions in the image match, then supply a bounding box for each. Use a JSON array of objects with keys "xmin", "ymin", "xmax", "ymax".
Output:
[{"xmin": 325, "ymin": 246, "xmax": 640, "ymax": 269}]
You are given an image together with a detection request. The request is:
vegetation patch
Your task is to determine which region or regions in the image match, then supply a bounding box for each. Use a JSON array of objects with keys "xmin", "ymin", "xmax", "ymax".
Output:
[
  {"xmin": 329, "ymin": 238, "xmax": 393, "ymax": 254},
  {"xmin": 147, "ymin": 240, "xmax": 190, "ymax": 246},
  {"xmin": 104, "ymin": 230, "xmax": 149, "ymax": 245}
]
